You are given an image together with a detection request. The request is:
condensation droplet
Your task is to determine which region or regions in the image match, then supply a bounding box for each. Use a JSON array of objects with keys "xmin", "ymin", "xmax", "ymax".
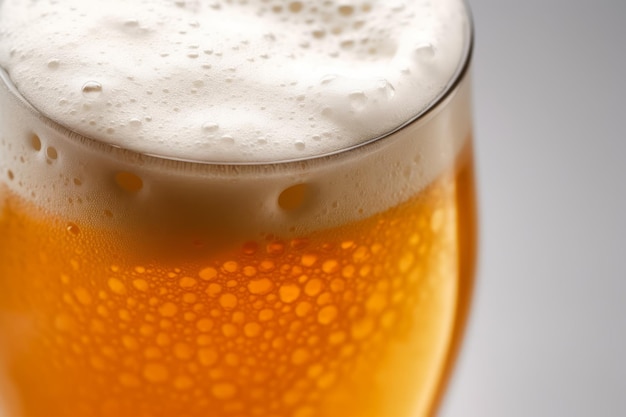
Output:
[{"xmin": 82, "ymin": 81, "xmax": 103, "ymax": 98}]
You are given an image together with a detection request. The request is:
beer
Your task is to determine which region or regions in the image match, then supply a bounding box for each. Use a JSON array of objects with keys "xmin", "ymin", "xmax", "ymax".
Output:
[{"xmin": 0, "ymin": 1, "xmax": 475, "ymax": 416}]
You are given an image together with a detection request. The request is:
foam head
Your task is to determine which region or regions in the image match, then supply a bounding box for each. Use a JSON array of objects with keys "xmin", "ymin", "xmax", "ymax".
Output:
[{"xmin": 0, "ymin": 0, "xmax": 469, "ymax": 163}]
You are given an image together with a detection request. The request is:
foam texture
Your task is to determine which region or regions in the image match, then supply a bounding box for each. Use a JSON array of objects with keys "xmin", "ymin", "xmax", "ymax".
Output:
[{"xmin": 0, "ymin": 0, "xmax": 469, "ymax": 163}]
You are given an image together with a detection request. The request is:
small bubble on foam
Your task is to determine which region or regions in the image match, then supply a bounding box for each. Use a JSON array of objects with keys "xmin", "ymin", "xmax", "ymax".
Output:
[
  {"xmin": 320, "ymin": 74, "xmax": 337, "ymax": 85},
  {"xmin": 415, "ymin": 43, "xmax": 436, "ymax": 60},
  {"xmin": 46, "ymin": 146, "xmax": 58, "ymax": 160},
  {"xmin": 129, "ymin": 118, "xmax": 142, "ymax": 128},
  {"xmin": 349, "ymin": 91, "xmax": 368, "ymax": 111},
  {"xmin": 29, "ymin": 134, "xmax": 41, "ymax": 151},
  {"xmin": 221, "ymin": 135, "xmax": 235, "ymax": 145},
  {"xmin": 338, "ymin": 5, "xmax": 355, "ymax": 16},
  {"xmin": 7, "ymin": 170, "xmax": 14, "ymax": 180},
  {"xmin": 47, "ymin": 59, "xmax": 60, "ymax": 69},
  {"xmin": 81, "ymin": 81, "xmax": 103, "ymax": 98}
]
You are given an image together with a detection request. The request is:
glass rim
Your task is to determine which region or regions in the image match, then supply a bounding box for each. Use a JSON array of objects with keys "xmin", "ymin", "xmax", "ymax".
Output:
[{"xmin": 0, "ymin": 3, "xmax": 474, "ymax": 168}]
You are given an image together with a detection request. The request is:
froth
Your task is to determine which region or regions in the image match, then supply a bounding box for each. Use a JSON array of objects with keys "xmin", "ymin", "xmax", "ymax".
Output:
[{"xmin": 0, "ymin": 0, "xmax": 469, "ymax": 163}]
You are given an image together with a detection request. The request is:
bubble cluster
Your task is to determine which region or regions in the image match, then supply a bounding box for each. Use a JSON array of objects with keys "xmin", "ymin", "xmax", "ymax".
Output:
[
  {"xmin": 0, "ymin": 164, "xmax": 469, "ymax": 416},
  {"xmin": 0, "ymin": 0, "xmax": 469, "ymax": 163}
]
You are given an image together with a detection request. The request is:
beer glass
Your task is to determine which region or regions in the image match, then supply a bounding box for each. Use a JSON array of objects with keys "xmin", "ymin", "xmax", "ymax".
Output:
[{"xmin": 0, "ymin": 1, "xmax": 476, "ymax": 416}]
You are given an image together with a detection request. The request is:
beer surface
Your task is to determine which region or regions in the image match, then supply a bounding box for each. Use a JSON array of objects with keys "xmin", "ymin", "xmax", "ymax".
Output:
[
  {"xmin": 0, "ymin": 152, "xmax": 474, "ymax": 417},
  {"xmin": 0, "ymin": 0, "xmax": 469, "ymax": 162}
]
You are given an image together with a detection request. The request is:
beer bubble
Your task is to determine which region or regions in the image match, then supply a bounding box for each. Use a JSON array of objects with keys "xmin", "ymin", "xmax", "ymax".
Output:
[
  {"xmin": 46, "ymin": 146, "xmax": 58, "ymax": 160},
  {"xmin": 304, "ymin": 279, "xmax": 323, "ymax": 297},
  {"xmin": 247, "ymin": 278, "xmax": 273, "ymax": 295},
  {"xmin": 30, "ymin": 134, "xmax": 42, "ymax": 151},
  {"xmin": 295, "ymin": 301, "xmax": 312, "ymax": 317},
  {"xmin": 278, "ymin": 183, "xmax": 310, "ymax": 211},
  {"xmin": 415, "ymin": 43, "xmax": 436, "ymax": 60},
  {"xmin": 349, "ymin": 91, "xmax": 368, "ymax": 111},
  {"xmin": 143, "ymin": 363, "xmax": 169, "ymax": 383},
  {"xmin": 119, "ymin": 373, "xmax": 141, "ymax": 388},
  {"xmin": 173, "ymin": 342, "xmax": 194, "ymax": 360},
  {"xmin": 288, "ymin": 2, "xmax": 303, "ymax": 13},
  {"xmin": 206, "ymin": 283, "xmax": 222, "ymax": 297},
  {"xmin": 132, "ymin": 279, "xmax": 149, "ymax": 292},
  {"xmin": 81, "ymin": 81, "xmax": 103, "ymax": 98},
  {"xmin": 317, "ymin": 305, "xmax": 338, "ymax": 325},
  {"xmin": 243, "ymin": 322, "xmax": 262, "ymax": 338},
  {"xmin": 199, "ymin": 266, "xmax": 218, "ymax": 281},
  {"xmin": 219, "ymin": 293, "xmax": 238, "ymax": 309},
  {"xmin": 212, "ymin": 382, "xmax": 236, "ymax": 400},
  {"xmin": 221, "ymin": 323, "xmax": 237, "ymax": 338},
  {"xmin": 202, "ymin": 122, "xmax": 219, "ymax": 132},
  {"xmin": 351, "ymin": 318, "xmax": 375, "ymax": 340},
  {"xmin": 338, "ymin": 5, "xmax": 355, "ymax": 16},
  {"xmin": 196, "ymin": 318, "xmax": 213, "ymax": 332},
  {"xmin": 114, "ymin": 172, "xmax": 143, "ymax": 193},
  {"xmin": 54, "ymin": 313, "xmax": 75, "ymax": 332},
  {"xmin": 279, "ymin": 283, "xmax": 301, "ymax": 303},
  {"xmin": 47, "ymin": 59, "xmax": 60, "ymax": 69},
  {"xmin": 66, "ymin": 222, "xmax": 80, "ymax": 235},
  {"xmin": 291, "ymin": 348, "xmax": 310, "ymax": 365},
  {"xmin": 73, "ymin": 287, "xmax": 92, "ymax": 305},
  {"xmin": 122, "ymin": 335, "xmax": 139, "ymax": 351},
  {"xmin": 158, "ymin": 302, "xmax": 178, "ymax": 317},
  {"xmin": 107, "ymin": 278, "xmax": 127, "ymax": 295},
  {"xmin": 179, "ymin": 276, "xmax": 197, "ymax": 288},
  {"xmin": 198, "ymin": 348, "xmax": 218, "ymax": 366},
  {"xmin": 258, "ymin": 309, "xmax": 274, "ymax": 322},
  {"xmin": 174, "ymin": 375, "xmax": 194, "ymax": 390}
]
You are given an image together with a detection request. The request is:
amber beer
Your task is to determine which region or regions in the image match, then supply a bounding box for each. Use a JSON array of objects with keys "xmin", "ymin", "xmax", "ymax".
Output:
[{"xmin": 0, "ymin": 1, "xmax": 474, "ymax": 416}]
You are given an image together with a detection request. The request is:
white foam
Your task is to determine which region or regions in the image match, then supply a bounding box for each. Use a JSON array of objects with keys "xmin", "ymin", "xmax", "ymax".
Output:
[
  {"xmin": 0, "ymin": 0, "xmax": 472, "ymax": 241},
  {"xmin": 0, "ymin": 0, "xmax": 469, "ymax": 163}
]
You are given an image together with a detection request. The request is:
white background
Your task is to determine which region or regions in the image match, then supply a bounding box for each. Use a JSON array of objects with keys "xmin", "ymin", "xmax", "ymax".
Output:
[{"xmin": 441, "ymin": 1, "xmax": 626, "ymax": 416}]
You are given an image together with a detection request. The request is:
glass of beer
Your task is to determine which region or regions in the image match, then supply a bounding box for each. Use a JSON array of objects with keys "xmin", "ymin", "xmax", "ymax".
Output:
[{"xmin": 0, "ymin": 1, "xmax": 476, "ymax": 416}]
